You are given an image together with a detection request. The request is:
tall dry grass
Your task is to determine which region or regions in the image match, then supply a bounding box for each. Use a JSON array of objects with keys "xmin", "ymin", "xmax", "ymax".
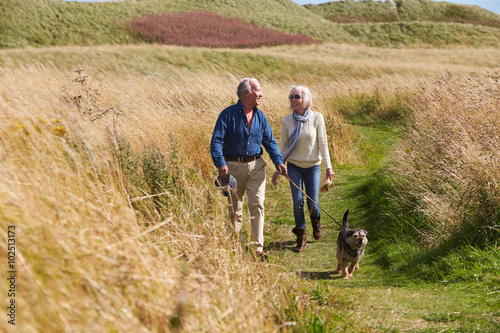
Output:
[
  {"xmin": 0, "ymin": 65, "xmax": 231, "ymax": 331},
  {"xmin": 0, "ymin": 62, "xmax": 350, "ymax": 332},
  {"xmin": 389, "ymin": 71, "xmax": 500, "ymax": 248}
]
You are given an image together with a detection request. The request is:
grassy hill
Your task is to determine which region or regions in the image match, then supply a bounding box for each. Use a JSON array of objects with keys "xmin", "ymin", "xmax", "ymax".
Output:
[
  {"xmin": 306, "ymin": 0, "xmax": 500, "ymax": 27},
  {"xmin": 1, "ymin": 0, "xmax": 499, "ymax": 48},
  {"xmin": 0, "ymin": 0, "xmax": 347, "ymax": 48},
  {"xmin": 305, "ymin": 0, "xmax": 500, "ymax": 46}
]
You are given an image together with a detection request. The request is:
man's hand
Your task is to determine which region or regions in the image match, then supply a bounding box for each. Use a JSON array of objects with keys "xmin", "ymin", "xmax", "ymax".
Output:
[
  {"xmin": 272, "ymin": 163, "xmax": 287, "ymax": 186},
  {"xmin": 218, "ymin": 165, "xmax": 229, "ymax": 181},
  {"xmin": 271, "ymin": 171, "xmax": 280, "ymax": 186}
]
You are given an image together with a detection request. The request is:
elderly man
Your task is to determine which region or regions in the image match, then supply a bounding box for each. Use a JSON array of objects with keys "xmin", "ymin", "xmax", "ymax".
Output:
[{"xmin": 211, "ymin": 78, "xmax": 287, "ymax": 260}]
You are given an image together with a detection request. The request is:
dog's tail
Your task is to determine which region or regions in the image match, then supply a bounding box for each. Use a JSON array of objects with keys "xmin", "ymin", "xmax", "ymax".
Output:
[{"xmin": 342, "ymin": 209, "xmax": 349, "ymax": 230}]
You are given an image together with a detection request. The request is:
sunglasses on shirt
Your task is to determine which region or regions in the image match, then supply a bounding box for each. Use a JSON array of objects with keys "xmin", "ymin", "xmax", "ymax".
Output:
[{"xmin": 289, "ymin": 94, "xmax": 302, "ymax": 100}]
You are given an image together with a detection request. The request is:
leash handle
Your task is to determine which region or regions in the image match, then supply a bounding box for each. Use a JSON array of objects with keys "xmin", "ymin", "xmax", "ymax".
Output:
[{"xmin": 283, "ymin": 174, "xmax": 345, "ymax": 230}]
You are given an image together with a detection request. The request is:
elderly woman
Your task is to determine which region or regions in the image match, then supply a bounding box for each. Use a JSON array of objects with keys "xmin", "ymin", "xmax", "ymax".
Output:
[{"xmin": 272, "ymin": 86, "xmax": 335, "ymax": 253}]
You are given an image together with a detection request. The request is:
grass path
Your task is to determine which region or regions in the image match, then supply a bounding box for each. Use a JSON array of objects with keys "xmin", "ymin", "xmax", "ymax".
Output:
[{"xmin": 262, "ymin": 124, "xmax": 499, "ymax": 332}]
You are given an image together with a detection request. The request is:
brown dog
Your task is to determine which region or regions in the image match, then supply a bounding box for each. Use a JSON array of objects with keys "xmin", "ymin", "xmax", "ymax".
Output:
[{"xmin": 335, "ymin": 209, "xmax": 368, "ymax": 279}]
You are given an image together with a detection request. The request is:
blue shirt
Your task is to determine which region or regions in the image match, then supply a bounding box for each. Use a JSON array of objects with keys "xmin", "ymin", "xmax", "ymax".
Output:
[{"xmin": 210, "ymin": 101, "xmax": 283, "ymax": 169}]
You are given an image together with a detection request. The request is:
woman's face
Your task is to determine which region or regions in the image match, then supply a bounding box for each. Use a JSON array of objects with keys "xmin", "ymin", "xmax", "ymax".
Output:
[{"xmin": 289, "ymin": 90, "xmax": 304, "ymax": 113}]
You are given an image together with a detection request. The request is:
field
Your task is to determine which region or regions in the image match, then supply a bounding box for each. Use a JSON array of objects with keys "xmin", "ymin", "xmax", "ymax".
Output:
[
  {"xmin": 1, "ymin": 41, "xmax": 499, "ymax": 332},
  {"xmin": 1, "ymin": 0, "xmax": 500, "ymax": 332}
]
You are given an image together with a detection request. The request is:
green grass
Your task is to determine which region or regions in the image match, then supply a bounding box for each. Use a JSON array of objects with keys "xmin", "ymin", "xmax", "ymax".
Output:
[
  {"xmin": 263, "ymin": 120, "xmax": 500, "ymax": 331},
  {"xmin": 340, "ymin": 21, "xmax": 500, "ymax": 47}
]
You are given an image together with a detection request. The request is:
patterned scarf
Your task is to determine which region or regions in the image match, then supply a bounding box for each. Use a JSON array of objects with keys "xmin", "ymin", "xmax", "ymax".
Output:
[{"xmin": 281, "ymin": 108, "xmax": 311, "ymax": 163}]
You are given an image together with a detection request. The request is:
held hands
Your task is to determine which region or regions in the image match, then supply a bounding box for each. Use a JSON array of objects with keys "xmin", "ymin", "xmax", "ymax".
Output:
[
  {"xmin": 272, "ymin": 164, "xmax": 287, "ymax": 186},
  {"xmin": 272, "ymin": 167, "xmax": 334, "ymax": 186}
]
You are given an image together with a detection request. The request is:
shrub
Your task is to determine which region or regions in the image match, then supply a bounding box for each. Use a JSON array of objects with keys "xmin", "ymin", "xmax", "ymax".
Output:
[
  {"xmin": 114, "ymin": 133, "xmax": 189, "ymax": 220},
  {"xmin": 128, "ymin": 11, "xmax": 320, "ymax": 48}
]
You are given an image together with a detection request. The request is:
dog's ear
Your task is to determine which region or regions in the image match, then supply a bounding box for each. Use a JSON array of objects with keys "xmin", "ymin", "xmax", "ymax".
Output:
[{"xmin": 363, "ymin": 230, "xmax": 368, "ymax": 236}]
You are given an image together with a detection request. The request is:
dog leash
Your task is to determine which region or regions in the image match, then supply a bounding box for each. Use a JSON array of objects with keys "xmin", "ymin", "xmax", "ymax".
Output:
[{"xmin": 283, "ymin": 174, "xmax": 346, "ymax": 231}]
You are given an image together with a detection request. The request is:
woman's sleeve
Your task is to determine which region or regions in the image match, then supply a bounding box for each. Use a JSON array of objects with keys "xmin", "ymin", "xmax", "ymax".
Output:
[{"xmin": 317, "ymin": 114, "xmax": 332, "ymax": 169}]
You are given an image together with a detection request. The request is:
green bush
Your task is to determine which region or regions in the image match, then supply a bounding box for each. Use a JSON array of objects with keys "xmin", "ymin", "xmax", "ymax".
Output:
[{"xmin": 114, "ymin": 133, "xmax": 188, "ymax": 220}]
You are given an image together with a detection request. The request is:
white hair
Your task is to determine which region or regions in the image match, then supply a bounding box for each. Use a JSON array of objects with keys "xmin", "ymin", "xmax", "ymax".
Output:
[
  {"xmin": 237, "ymin": 78, "xmax": 258, "ymax": 99},
  {"xmin": 289, "ymin": 86, "xmax": 312, "ymax": 110}
]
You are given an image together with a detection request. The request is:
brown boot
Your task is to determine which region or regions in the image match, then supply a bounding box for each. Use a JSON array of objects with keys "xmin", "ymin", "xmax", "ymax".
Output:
[
  {"xmin": 292, "ymin": 227, "xmax": 307, "ymax": 253},
  {"xmin": 311, "ymin": 218, "xmax": 322, "ymax": 240},
  {"xmin": 256, "ymin": 251, "xmax": 268, "ymax": 261}
]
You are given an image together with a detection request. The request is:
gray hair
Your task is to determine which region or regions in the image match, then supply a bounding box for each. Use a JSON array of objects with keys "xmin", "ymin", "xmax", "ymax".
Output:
[
  {"xmin": 237, "ymin": 78, "xmax": 258, "ymax": 99},
  {"xmin": 289, "ymin": 86, "xmax": 312, "ymax": 110}
]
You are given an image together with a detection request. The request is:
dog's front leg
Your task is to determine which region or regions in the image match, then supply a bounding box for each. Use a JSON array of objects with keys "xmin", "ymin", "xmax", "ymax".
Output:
[
  {"xmin": 341, "ymin": 260, "xmax": 350, "ymax": 279},
  {"xmin": 334, "ymin": 248, "xmax": 342, "ymax": 273},
  {"xmin": 347, "ymin": 260, "xmax": 359, "ymax": 277}
]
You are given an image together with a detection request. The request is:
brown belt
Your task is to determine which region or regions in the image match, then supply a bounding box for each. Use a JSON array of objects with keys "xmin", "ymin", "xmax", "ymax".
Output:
[{"xmin": 225, "ymin": 155, "xmax": 261, "ymax": 163}]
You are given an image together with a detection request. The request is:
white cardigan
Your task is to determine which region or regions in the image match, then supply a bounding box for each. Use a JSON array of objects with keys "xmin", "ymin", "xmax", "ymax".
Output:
[{"xmin": 280, "ymin": 111, "xmax": 332, "ymax": 169}]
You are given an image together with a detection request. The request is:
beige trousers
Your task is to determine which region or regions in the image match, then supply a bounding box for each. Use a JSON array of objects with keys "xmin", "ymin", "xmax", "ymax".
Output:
[{"xmin": 226, "ymin": 157, "xmax": 266, "ymax": 252}]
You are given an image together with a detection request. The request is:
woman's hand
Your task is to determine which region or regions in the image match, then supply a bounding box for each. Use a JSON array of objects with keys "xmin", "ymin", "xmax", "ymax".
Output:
[
  {"xmin": 271, "ymin": 171, "xmax": 280, "ymax": 186},
  {"xmin": 326, "ymin": 168, "xmax": 335, "ymax": 181}
]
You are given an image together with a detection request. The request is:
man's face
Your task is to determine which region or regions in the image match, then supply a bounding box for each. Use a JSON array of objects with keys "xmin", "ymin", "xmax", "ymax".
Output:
[{"xmin": 246, "ymin": 80, "xmax": 263, "ymax": 108}]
